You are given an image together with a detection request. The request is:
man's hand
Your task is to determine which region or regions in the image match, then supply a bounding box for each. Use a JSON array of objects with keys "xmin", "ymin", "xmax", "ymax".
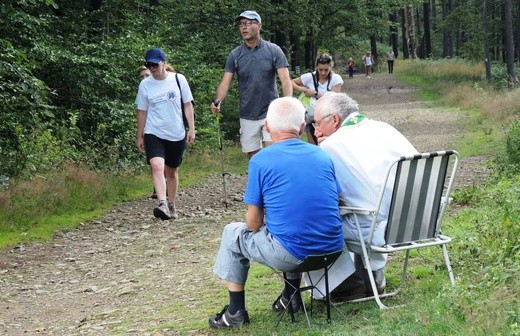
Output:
[{"xmin": 210, "ymin": 99, "xmax": 221, "ymax": 114}]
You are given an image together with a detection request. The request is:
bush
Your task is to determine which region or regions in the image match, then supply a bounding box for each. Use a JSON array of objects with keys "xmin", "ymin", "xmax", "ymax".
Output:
[{"xmin": 505, "ymin": 120, "xmax": 520, "ymax": 166}]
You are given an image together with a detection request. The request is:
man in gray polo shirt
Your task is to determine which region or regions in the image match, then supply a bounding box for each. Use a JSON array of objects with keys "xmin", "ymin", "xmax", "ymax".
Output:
[{"xmin": 210, "ymin": 10, "xmax": 293, "ymax": 159}]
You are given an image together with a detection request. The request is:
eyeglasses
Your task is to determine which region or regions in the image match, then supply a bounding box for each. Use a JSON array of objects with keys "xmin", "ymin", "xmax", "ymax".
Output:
[
  {"xmin": 312, "ymin": 114, "xmax": 333, "ymax": 128},
  {"xmin": 144, "ymin": 62, "xmax": 159, "ymax": 69},
  {"xmin": 237, "ymin": 20, "xmax": 258, "ymax": 27}
]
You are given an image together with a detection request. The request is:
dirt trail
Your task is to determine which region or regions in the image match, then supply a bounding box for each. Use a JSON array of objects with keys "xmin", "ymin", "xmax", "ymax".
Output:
[{"xmin": 0, "ymin": 72, "xmax": 489, "ymax": 335}]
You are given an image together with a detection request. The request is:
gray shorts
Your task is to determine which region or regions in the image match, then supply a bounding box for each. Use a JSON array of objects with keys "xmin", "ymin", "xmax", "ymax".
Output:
[
  {"xmin": 239, "ymin": 118, "xmax": 271, "ymax": 153},
  {"xmin": 213, "ymin": 222, "xmax": 303, "ymax": 285}
]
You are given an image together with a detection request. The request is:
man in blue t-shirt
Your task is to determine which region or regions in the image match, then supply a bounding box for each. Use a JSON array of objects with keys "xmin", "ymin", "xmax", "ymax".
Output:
[
  {"xmin": 210, "ymin": 10, "xmax": 293, "ymax": 159},
  {"xmin": 208, "ymin": 97, "xmax": 344, "ymax": 329}
]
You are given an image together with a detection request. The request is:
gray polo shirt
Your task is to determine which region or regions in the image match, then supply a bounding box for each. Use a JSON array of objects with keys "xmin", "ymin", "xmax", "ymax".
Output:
[{"xmin": 224, "ymin": 39, "xmax": 289, "ymax": 120}]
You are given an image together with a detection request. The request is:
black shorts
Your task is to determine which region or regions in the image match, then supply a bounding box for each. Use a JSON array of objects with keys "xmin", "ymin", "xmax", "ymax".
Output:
[{"xmin": 144, "ymin": 133, "xmax": 186, "ymax": 168}]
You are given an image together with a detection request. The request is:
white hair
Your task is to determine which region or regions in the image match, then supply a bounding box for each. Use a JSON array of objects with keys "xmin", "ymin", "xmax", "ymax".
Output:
[
  {"xmin": 317, "ymin": 92, "xmax": 359, "ymax": 122},
  {"xmin": 266, "ymin": 97, "xmax": 305, "ymax": 133}
]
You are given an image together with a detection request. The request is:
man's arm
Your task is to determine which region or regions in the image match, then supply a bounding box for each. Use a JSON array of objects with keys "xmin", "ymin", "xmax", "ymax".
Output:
[
  {"xmin": 211, "ymin": 72, "xmax": 234, "ymax": 113},
  {"xmin": 245, "ymin": 204, "xmax": 264, "ymax": 232},
  {"xmin": 277, "ymin": 67, "xmax": 293, "ymax": 97}
]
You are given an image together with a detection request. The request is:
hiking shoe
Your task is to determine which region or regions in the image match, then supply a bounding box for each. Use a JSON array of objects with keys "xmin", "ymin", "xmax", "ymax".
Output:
[
  {"xmin": 149, "ymin": 189, "xmax": 157, "ymax": 199},
  {"xmin": 272, "ymin": 290, "xmax": 303, "ymax": 313},
  {"xmin": 153, "ymin": 201, "xmax": 171, "ymax": 220},
  {"xmin": 208, "ymin": 305, "xmax": 250, "ymax": 329},
  {"xmin": 331, "ymin": 283, "xmax": 367, "ymax": 301},
  {"xmin": 168, "ymin": 202, "xmax": 178, "ymax": 219}
]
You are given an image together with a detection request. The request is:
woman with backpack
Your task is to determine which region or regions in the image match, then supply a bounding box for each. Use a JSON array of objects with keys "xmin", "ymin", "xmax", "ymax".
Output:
[{"xmin": 292, "ymin": 53, "xmax": 343, "ymax": 144}]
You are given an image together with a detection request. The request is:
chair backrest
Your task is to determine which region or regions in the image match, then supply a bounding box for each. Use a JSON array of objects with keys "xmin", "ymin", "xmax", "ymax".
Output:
[
  {"xmin": 292, "ymin": 250, "xmax": 343, "ymax": 273},
  {"xmin": 385, "ymin": 150, "xmax": 459, "ymax": 245}
]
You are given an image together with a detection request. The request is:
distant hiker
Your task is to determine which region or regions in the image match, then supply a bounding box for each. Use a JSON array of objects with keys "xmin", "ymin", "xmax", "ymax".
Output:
[
  {"xmin": 362, "ymin": 51, "xmax": 374, "ymax": 78},
  {"xmin": 386, "ymin": 48, "xmax": 395, "ymax": 74},
  {"xmin": 210, "ymin": 10, "xmax": 292, "ymax": 159}
]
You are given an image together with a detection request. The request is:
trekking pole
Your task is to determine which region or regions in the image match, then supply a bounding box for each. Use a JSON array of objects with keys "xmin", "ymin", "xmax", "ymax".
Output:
[{"xmin": 213, "ymin": 100, "xmax": 229, "ymax": 208}]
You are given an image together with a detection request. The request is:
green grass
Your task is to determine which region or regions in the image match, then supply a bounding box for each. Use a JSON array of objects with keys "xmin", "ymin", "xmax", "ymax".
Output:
[
  {"xmin": 0, "ymin": 59, "xmax": 518, "ymax": 335},
  {"xmin": 0, "ymin": 146, "xmax": 248, "ymax": 249}
]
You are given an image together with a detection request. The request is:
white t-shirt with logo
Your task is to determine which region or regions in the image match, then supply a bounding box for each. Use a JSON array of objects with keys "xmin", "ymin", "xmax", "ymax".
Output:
[{"xmin": 137, "ymin": 72, "xmax": 193, "ymax": 141}]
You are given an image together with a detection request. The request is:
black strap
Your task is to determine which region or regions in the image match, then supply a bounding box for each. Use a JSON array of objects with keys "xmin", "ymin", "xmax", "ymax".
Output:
[
  {"xmin": 312, "ymin": 72, "xmax": 332, "ymax": 92},
  {"xmin": 175, "ymin": 73, "xmax": 188, "ymax": 128}
]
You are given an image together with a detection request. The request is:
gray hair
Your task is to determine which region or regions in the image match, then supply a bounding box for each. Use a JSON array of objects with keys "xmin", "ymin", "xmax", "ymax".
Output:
[
  {"xmin": 317, "ymin": 92, "xmax": 359, "ymax": 122},
  {"xmin": 266, "ymin": 97, "xmax": 305, "ymax": 133}
]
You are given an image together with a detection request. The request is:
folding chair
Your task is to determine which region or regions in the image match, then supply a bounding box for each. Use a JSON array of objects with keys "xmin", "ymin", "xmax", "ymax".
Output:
[
  {"xmin": 275, "ymin": 250, "xmax": 345, "ymax": 328},
  {"xmin": 340, "ymin": 150, "xmax": 460, "ymax": 309}
]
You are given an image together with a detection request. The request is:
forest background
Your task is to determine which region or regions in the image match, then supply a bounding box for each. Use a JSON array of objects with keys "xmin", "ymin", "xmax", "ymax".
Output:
[{"xmin": 0, "ymin": 0, "xmax": 518, "ymax": 181}]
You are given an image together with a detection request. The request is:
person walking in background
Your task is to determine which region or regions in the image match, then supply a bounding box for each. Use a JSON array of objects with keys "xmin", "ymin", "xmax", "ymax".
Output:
[
  {"xmin": 208, "ymin": 97, "xmax": 343, "ymax": 328},
  {"xmin": 135, "ymin": 65, "xmax": 159, "ymax": 200},
  {"xmin": 136, "ymin": 48, "xmax": 196, "ymax": 220},
  {"xmin": 362, "ymin": 51, "xmax": 374, "ymax": 78},
  {"xmin": 386, "ymin": 48, "xmax": 395, "ymax": 74},
  {"xmin": 291, "ymin": 53, "xmax": 343, "ymax": 144},
  {"xmin": 347, "ymin": 57, "xmax": 356, "ymax": 78},
  {"xmin": 210, "ymin": 10, "xmax": 292, "ymax": 159}
]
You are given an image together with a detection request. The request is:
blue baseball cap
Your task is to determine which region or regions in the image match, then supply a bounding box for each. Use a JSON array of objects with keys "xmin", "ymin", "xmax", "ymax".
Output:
[
  {"xmin": 235, "ymin": 10, "xmax": 261, "ymax": 23},
  {"xmin": 145, "ymin": 48, "xmax": 166, "ymax": 63}
]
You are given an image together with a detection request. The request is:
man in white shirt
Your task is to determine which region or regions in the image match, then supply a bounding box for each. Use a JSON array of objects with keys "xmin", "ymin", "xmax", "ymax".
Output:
[{"xmin": 313, "ymin": 92, "xmax": 418, "ymax": 296}]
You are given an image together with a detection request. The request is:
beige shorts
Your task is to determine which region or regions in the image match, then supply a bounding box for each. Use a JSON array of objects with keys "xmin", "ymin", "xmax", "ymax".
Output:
[{"xmin": 239, "ymin": 118, "xmax": 271, "ymax": 153}]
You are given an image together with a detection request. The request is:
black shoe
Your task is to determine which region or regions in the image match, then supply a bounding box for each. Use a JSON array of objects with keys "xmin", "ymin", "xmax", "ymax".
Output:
[
  {"xmin": 331, "ymin": 283, "xmax": 367, "ymax": 301},
  {"xmin": 272, "ymin": 291, "xmax": 303, "ymax": 313},
  {"xmin": 153, "ymin": 201, "xmax": 171, "ymax": 220},
  {"xmin": 208, "ymin": 305, "xmax": 250, "ymax": 329}
]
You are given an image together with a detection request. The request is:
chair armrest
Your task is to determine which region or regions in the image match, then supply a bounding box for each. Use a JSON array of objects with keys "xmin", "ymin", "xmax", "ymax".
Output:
[{"xmin": 339, "ymin": 206, "xmax": 374, "ymax": 216}]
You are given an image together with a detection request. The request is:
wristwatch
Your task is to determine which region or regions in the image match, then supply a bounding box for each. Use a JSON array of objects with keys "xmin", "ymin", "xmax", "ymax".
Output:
[{"xmin": 314, "ymin": 92, "xmax": 319, "ymax": 98}]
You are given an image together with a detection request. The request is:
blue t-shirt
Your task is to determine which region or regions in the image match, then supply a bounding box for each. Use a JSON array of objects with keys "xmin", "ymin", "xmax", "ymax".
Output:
[
  {"xmin": 225, "ymin": 39, "xmax": 289, "ymax": 120},
  {"xmin": 244, "ymin": 139, "xmax": 344, "ymax": 260}
]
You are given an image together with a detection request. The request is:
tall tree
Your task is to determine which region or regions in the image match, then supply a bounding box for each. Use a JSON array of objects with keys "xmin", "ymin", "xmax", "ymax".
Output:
[{"xmin": 503, "ymin": 0, "xmax": 518, "ymax": 86}]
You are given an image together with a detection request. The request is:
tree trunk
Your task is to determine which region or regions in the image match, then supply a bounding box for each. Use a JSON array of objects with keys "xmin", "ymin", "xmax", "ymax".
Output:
[
  {"xmin": 423, "ymin": 1, "xmax": 432, "ymax": 58},
  {"xmin": 504, "ymin": 0, "xmax": 518, "ymax": 86},
  {"xmin": 389, "ymin": 12, "xmax": 399, "ymax": 58},
  {"xmin": 442, "ymin": 0, "xmax": 452, "ymax": 57},
  {"xmin": 404, "ymin": 5, "xmax": 418, "ymax": 59},
  {"xmin": 483, "ymin": 0, "xmax": 492, "ymax": 80},
  {"xmin": 401, "ymin": 9, "xmax": 410, "ymax": 59}
]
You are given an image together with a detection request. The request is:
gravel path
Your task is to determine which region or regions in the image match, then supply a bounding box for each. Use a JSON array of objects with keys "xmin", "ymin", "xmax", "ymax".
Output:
[{"xmin": 0, "ymin": 72, "xmax": 490, "ymax": 335}]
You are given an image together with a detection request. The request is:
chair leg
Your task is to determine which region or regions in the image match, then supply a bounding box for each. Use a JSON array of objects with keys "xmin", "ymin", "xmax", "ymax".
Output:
[
  {"xmin": 324, "ymin": 266, "xmax": 331, "ymax": 322},
  {"xmin": 442, "ymin": 245, "xmax": 456, "ymax": 285}
]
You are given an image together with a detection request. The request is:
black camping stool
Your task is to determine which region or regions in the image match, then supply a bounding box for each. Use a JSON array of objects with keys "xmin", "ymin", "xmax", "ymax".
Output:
[{"xmin": 276, "ymin": 250, "xmax": 344, "ymax": 328}]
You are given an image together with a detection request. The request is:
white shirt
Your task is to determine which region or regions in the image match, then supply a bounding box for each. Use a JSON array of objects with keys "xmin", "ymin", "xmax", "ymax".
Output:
[
  {"xmin": 137, "ymin": 72, "xmax": 193, "ymax": 141},
  {"xmin": 320, "ymin": 115, "xmax": 418, "ymax": 269},
  {"xmin": 300, "ymin": 72, "xmax": 343, "ymax": 116}
]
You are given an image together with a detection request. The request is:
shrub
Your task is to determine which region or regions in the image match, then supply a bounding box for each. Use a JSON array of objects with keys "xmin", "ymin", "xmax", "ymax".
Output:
[{"xmin": 505, "ymin": 120, "xmax": 520, "ymax": 166}]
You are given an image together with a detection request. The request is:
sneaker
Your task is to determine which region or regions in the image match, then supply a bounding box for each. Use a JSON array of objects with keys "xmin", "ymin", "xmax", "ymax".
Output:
[
  {"xmin": 153, "ymin": 201, "xmax": 171, "ymax": 220},
  {"xmin": 150, "ymin": 190, "xmax": 157, "ymax": 199},
  {"xmin": 168, "ymin": 202, "xmax": 178, "ymax": 219},
  {"xmin": 208, "ymin": 305, "xmax": 250, "ymax": 328},
  {"xmin": 272, "ymin": 290, "xmax": 303, "ymax": 313}
]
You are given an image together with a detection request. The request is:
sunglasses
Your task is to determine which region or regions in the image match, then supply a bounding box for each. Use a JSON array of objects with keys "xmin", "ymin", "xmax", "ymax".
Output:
[
  {"xmin": 144, "ymin": 62, "xmax": 159, "ymax": 69},
  {"xmin": 317, "ymin": 56, "xmax": 332, "ymax": 64}
]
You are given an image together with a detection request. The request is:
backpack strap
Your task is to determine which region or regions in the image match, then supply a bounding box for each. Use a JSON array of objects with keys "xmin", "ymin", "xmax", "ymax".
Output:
[
  {"xmin": 311, "ymin": 72, "xmax": 318, "ymax": 92},
  {"xmin": 175, "ymin": 73, "xmax": 188, "ymax": 129},
  {"xmin": 312, "ymin": 72, "xmax": 332, "ymax": 92}
]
